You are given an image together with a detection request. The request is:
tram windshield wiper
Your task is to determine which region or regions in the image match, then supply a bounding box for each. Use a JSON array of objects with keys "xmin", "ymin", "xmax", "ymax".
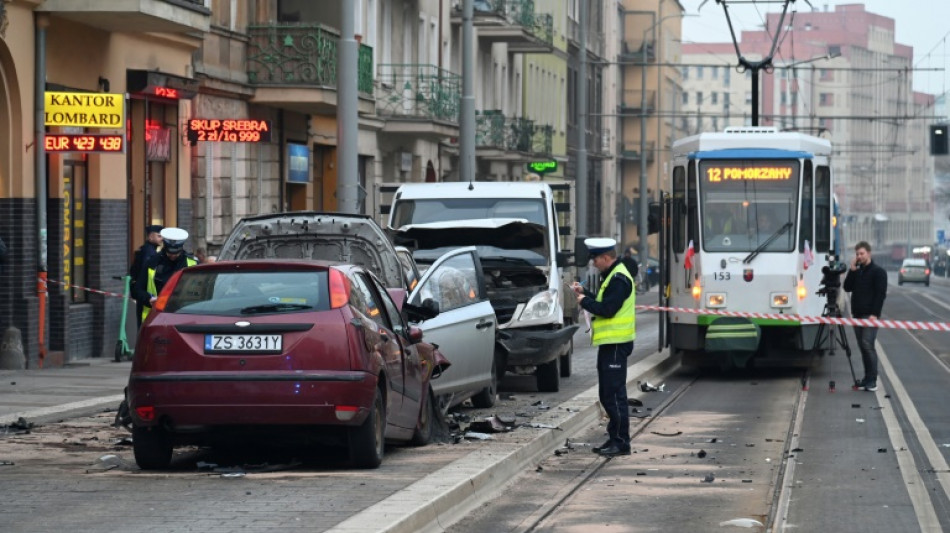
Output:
[{"xmin": 743, "ymin": 222, "xmax": 793, "ymax": 264}]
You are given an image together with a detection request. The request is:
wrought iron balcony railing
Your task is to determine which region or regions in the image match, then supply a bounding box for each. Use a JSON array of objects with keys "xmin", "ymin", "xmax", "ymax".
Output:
[
  {"xmin": 247, "ymin": 23, "xmax": 374, "ymax": 95},
  {"xmin": 472, "ymin": 0, "xmax": 554, "ymax": 46},
  {"xmin": 619, "ymin": 90, "xmax": 657, "ymax": 113},
  {"xmin": 619, "ymin": 141, "xmax": 656, "ymax": 161},
  {"xmin": 476, "ymin": 111, "xmax": 551, "ymax": 155},
  {"xmin": 376, "ymin": 64, "xmax": 460, "ymax": 122}
]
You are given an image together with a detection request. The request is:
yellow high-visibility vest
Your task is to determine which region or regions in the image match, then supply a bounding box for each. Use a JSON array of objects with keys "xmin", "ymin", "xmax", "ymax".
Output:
[{"xmin": 591, "ymin": 262, "xmax": 636, "ymax": 346}]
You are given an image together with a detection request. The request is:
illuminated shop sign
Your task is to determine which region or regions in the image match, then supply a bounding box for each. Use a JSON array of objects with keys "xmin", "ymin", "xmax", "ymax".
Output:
[
  {"xmin": 527, "ymin": 160, "xmax": 558, "ymax": 174},
  {"xmin": 45, "ymin": 134, "xmax": 125, "ymax": 153},
  {"xmin": 126, "ymin": 69, "xmax": 199, "ymax": 100},
  {"xmin": 703, "ymin": 163, "xmax": 796, "ymax": 183},
  {"xmin": 186, "ymin": 119, "xmax": 272, "ymax": 143},
  {"xmin": 287, "ymin": 143, "xmax": 310, "ymax": 183},
  {"xmin": 44, "ymin": 92, "xmax": 125, "ymax": 128}
]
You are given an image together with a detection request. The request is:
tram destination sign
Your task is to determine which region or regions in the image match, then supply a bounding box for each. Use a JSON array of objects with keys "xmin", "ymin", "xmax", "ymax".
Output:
[
  {"xmin": 186, "ymin": 119, "xmax": 272, "ymax": 143},
  {"xmin": 703, "ymin": 162, "xmax": 796, "ymax": 183},
  {"xmin": 527, "ymin": 160, "xmax": 558, "ymax": 174},
  {"xmin": 45, "ymin": 134, "xmax": 125, "ymax": 153},
  {"xmin": 45, "ymin": 92, "xmax": 125, "ymax": 128}
]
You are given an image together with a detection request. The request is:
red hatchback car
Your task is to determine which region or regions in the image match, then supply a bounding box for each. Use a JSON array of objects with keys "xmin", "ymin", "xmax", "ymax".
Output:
[{"xmin": 127, "ymin": 260, "xmax": 447, "ymax": 469}]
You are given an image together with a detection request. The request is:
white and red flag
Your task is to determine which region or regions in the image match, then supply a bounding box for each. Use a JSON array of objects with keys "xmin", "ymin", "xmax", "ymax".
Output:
[
  {"xmin": 803, "ymin": 239, "xmax": 814, "ymax": 269},
  {"xmin": 684, "ymin": 240, "xmax": 695, "ymax": 270}
]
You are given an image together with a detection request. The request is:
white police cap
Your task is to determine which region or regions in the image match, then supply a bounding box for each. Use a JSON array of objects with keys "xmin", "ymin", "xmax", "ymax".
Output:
[
  {"xmin": 584, "ymin": 237, "xmax": 617, "ymax": 259},
  {"xmin": 160, "ymin": 227, "xmax": 189, "ymax": 253}
]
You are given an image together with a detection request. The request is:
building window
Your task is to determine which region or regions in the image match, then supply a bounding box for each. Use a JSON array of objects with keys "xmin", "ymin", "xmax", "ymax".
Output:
[
  {"xmin": 711, "ymin": 66, "xmax": 718, "ymax": 79},
  {"xmin": 682, "ymin": 66, "xmax": 689, "ymax": 80},
  {"xmin": 819, "ymin": 92, "xmax": 833, "ymax": 106},
  {"xmin": 711, "ymin": 92, "xmax": 718, "ymax": 105},
  {"xmin": 682, "ymin": 92, "xmax": 688, "ymax": 105},
  {"xmin": 696, "ymin": 91, "xmax": 703, "ymax": 105},
  {"xmin": 724, "ymin": 68, "xmax": 730, "ymax": 85},
  {"xmin": 697, "ymin": 66, "xmax": 704, "ymax": 79},
  {"xmin": 745, "ymin": 91, "xmax": 752, "ymax": 104}
]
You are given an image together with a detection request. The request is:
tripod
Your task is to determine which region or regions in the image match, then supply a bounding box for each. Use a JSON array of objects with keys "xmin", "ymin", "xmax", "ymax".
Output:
[{"xmin": 812, "ymin": 288, "xmax": 858, "ymax": 388}]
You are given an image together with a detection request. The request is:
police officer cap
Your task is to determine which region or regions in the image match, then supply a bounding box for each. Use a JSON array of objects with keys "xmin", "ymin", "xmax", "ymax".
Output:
[
  {"xmin": 584, "ymin": 237, "xmax": 617, "ymax": 259},
  {"xmin": 160, "ymin": 227, "xmax": 189, "ymax": 254},
  {"xmin": 145, "ymin": 224, "xmax": 164, "ymax": 235}
]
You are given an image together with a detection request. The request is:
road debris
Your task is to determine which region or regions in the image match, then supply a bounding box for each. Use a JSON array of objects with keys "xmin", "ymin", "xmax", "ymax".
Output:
[
  {"xmin": 719, "ymin": 518, "xmax": 764, "ymax": 528},
  {"xmin": 463, "ymin": 431, "xmax": 494, "ymax": 440},
  {"xmin": 697, "ymin": 450, "xmax": 707, "ymax": 458},
  {"xmin": 701, "ymin": 473, "xmax": 715, "ymax": 483},
  {"xmin": 651, "ymin": 431, "xmax": 682, "ymax": 437},
  {"xmin": 638, "ymin": 381, "xmax": 665, "ymax": 392}
]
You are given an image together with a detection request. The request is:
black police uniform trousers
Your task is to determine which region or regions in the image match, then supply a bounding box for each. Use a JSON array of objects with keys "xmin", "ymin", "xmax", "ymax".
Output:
[{"xmin": 597, "ymin": 341, "xmax": 633, "ymax": 449}]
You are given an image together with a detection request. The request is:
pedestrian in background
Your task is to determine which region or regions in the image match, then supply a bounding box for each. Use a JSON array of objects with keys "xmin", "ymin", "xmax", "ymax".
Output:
[
  {"xmin": 571, "ymin": 238, "xmax": 638, "ymax": 457},
  {"xmin": 130, "ymin": 225, "xmax": 163, "ymax": 327},
  {"xmin": 133, "ymin": 227, "xmax": 197, "ymax": 323},
  {"xmin": 843, "ymin": 241, "xmax": 888, "ymax": 391},
  {"xmin": 194, "ymin": 247, "xmax": 216, "ymax": 264}
]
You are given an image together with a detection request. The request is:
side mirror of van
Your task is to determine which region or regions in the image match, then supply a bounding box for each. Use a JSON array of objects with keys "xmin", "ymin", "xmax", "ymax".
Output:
[
  {"xmin": 573, "ymin": 235, "xmax": 589, "ymax": 267},
  {"xmin": 556, "ymin": 250, "xmax": 575, "ymax": 266}
]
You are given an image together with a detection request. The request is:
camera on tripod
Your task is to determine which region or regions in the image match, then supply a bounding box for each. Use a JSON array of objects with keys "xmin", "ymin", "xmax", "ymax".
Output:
[{"xmin": 816, "ymin": 260, "xmax": 847, "ymax": 298}]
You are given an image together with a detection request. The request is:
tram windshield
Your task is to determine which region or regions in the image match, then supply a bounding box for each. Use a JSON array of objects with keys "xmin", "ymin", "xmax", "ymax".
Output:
[{"xmin": 699, "ymin": 159, "xmax": 800, "ymax": 253}]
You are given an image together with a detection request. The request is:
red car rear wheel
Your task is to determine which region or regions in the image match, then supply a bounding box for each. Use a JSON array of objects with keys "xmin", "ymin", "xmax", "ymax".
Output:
[{"xmin": 350, "ymin": 387, "xmax": 385, "ymax": 468}]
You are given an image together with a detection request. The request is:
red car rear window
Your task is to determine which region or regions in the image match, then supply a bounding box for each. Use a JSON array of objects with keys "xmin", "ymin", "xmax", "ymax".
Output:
[{"xmin": 164, "ymin": 270, "xmax": 330, "ymax": 315}]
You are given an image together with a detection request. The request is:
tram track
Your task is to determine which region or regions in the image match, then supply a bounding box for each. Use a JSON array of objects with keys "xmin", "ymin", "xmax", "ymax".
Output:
[{"xmin": 509, "ymin": 367, "xmax": 811, "ymax": 533}]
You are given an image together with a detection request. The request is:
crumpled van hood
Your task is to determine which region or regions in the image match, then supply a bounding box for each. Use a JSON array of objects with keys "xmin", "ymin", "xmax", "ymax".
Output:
[{"xmin": 391, "ymin": 218, "xmax": 547, "ymax": 253}]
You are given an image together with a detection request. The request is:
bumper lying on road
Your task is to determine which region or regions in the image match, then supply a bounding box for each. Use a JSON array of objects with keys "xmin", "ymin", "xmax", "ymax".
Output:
[
  {"xmin": 497, "ymin": 324, "xmax": 579, "ymax": 366},
  {"xmin": 128, "ymin": 370, "xmax": 375, "ymax": 427}
]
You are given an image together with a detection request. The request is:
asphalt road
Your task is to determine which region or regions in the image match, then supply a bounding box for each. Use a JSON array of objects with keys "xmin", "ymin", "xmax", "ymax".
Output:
[{"xmin": 445, "ymin": 274, "xmax": 950, "ymax": 532}]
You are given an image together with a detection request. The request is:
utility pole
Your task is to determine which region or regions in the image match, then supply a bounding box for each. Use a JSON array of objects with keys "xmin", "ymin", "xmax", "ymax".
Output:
[
  {"xmin": 460, "ymin": 0, "xmax": 475, "ymax": 185},
  {"xmin": 35, "ymin": 13, "xmax": 50, "ymax": 368},
  {"xmin": 337, "ymin": 1, "xmax": 359, "ymax": 213},
  {"xmin": 576, "ymin": 0, "xmax": 588, "ymax": 237}
]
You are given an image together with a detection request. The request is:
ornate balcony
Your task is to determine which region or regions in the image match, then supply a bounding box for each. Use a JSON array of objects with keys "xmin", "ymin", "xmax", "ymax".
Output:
[
  {"xmin": 246, "ymin": 23, "xmax": 375, "ymax": 114},
  {"xmin": 451, "ymin": 0, "xmax": 554, "ymax": 53},
  {"xmin": 376, "ymin": 64, "xmax": 460, "ymax": 139},
  {"xmin": 37, "ymin": 0, "xmax": 210, "ymax": 33},
  {"xmin": 619, "ymin": 90, "xmax": 656, "ymax": 114},
  {"xmin": 475, "ymin": 111, "xmax": 552, "ymax": 160},
  {"xmin": 618, "ymin": 141, "xmax": 656, "ymax": 162}
]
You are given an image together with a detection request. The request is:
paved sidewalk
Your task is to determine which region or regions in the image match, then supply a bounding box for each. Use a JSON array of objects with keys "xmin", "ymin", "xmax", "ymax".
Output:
[{"xmin": 0, "ymin": 358, "xmax": 129, "ymax": 425}]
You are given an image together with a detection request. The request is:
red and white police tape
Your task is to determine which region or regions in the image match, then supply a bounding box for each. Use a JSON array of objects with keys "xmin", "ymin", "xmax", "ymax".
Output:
[
  {"xmin": 634, "ymin": 304, "xmax": 950, "ymax": 332},
  {"xmin": 44, "ymin": 278, "xmax": 127, "ymax": 299},
  {"xmin": 44, "ymin": 277, "xmax": 950, "ymax": 332}
]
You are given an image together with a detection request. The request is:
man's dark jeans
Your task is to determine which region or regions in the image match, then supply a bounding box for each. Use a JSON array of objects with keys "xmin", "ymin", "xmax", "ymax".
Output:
[{"xmin": 853, "ymin": 325, "xmax": 879, "ymax": 383}]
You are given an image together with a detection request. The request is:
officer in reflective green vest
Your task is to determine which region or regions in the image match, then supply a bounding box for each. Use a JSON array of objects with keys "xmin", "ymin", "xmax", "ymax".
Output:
[
  {"xmin": 572, "ymin": 238, "xmax": 637, "ymax": 457},
  {"xmin": 133, "ymin": 227, "xmax": 197, "ymax": 322}
]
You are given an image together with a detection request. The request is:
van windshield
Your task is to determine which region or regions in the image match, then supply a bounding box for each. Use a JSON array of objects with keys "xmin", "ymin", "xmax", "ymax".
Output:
[{"xmin": 391, "ymin": 198, "xmax": 547, "ymax": 228}]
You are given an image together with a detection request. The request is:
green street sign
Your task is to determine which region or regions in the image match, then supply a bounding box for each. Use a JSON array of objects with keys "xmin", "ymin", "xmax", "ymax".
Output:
[{"xmin": 527, "ymin": 160, "xmax": 558, "ymax": 174}]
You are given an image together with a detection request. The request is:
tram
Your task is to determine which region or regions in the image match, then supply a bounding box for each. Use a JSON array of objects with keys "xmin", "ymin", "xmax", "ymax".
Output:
[{"xmin": 662, "ymin": 126, "xmax": 837, "ymax": 367}]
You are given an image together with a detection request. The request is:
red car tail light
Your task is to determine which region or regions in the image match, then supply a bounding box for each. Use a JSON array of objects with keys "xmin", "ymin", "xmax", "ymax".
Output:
[
  {"xmin": 900, "ymin": 269, "xmax": 907, "ymax": 274},
  {"xmin": 152, "ymin": 270, "xmax": 185, "ymax": 312},
  {"xmin": 329, "ymin": 268, "xmax": 351, "ymax": 309},
  {"xmin": 335, "ymin": 405, "xmax": 359, "ymax": 421},
  {"xmin": 925, "ymin": 269, "xmax": 931, "ymax": 275},
  {"xmin": 136, "ymin": 406, "xmax": 156, "ymax": 421}
]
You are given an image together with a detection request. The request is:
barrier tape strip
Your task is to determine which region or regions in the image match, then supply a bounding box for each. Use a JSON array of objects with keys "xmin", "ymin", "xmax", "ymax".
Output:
[
  {"xmin": 44, "ymin": 277, "xmax": 950, "ymax": 332},
  {"xmin": 634, "ymin": 304, "xmax": 950, "ymax": 332},
  {"xmin": 45, "ymin": 278, "xmax": 128, "ymax": 300}
]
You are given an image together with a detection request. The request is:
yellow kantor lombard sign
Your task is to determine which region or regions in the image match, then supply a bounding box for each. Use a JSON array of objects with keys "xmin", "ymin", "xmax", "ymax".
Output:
[{"xmin": 44, "ymin": 91, "xmax": 124, "ymax": 128}]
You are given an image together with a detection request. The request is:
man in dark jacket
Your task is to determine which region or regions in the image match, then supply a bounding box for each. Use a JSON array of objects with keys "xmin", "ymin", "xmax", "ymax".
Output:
[
  {"xmin": 133, "ymin": 227, "xmax": 196, "ymax": 323},
  {"xmin": 843, "ymin": 241, "xmax": 888, "ymax": 391},
  {"xmin": 130, "ymin": 225, "xmax": 163, "ymax": 326}
]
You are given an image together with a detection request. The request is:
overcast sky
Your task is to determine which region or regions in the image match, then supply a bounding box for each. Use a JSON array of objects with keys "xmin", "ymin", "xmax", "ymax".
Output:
[{"xmin": 679, "ymin": 0, "xmax": 950, "ymax": 96}]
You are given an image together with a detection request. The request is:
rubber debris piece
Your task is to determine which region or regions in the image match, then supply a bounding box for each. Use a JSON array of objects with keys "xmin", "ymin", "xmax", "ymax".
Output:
[
  {"xmin": 627, "ymin": 398, "xmax": 644, "ymax": 407},
  {"xmin": 697, "ymin": 450, "xmax": 708, "ymax": 458},
  {"xmin": 719, "ymin": 518, "xmax": 764, "ymax": 528},
  {"xmin": 651, "ymin": 431, "xmax": 682, "ymax": 437},
  {"xmin": 701, "ymin": 473, "xmax": 715, "ymax": 483}
]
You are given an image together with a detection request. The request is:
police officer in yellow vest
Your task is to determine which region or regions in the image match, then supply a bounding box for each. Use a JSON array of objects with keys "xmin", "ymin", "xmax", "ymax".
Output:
[
  {"xmin": 133, "ymin": 227, "xmax": 197, "ymax": 322},
  {"xmin": 572, "ymin": 238, "xmax": 637, "ymax": 457}
]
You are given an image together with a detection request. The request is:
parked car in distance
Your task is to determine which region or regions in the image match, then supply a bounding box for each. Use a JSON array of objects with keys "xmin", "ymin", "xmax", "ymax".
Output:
[
  {"xmin": 127, "ymin": 260, "xmax": 449, "ymax": 470},
  {"xmin": 217, "ymin": 213, "xmax": 498, "ymax": 411},
  {"xmin": 898, "ymin": 258, "xmax": 930, "ymax": 286}
]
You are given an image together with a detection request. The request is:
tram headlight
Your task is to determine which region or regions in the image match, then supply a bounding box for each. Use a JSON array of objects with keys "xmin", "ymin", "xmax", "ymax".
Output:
[
  {"xmin": 706, "ymin": 293, "xmax": 726, "ymax": 308},
  {"xmin": 771, "ymin": 293, "xmax": 792, "ymax": 308}
]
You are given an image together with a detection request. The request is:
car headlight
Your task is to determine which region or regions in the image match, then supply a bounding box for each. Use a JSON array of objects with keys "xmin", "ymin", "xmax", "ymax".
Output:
[
  {"xmin": 771, "ymin": 293, "xmax": 792, "ymax": 308},
  {"xmin": 706, "ymin": 293, "xmax": 726, "ymax": 308},
  {"xmin": 517, "ymin": 289, "xmax": 559, "ymax": 323}
]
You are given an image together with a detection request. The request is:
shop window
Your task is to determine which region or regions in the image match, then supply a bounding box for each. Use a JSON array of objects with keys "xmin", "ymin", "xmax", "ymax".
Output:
[{"xmin": 63, "ymin": 161, "xmax": 87, "ymax": 303}]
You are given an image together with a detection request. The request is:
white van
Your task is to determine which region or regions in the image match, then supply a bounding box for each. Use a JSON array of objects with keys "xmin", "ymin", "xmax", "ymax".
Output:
[{"xmin": 386, "ymin": 182, "xmax": 578, "ymax": 392}]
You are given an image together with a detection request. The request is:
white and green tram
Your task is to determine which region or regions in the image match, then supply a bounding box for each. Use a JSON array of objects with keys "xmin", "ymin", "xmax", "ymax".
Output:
[{"xmin": 664, "ymin": 127, "xmax": 838, "ymax": 367}]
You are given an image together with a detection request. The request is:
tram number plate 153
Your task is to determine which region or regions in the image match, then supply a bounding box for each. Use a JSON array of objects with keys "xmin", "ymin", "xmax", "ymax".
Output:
[{"xmin": 713, "ymin": 272, "xmax": 731, "ymax": 281}]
